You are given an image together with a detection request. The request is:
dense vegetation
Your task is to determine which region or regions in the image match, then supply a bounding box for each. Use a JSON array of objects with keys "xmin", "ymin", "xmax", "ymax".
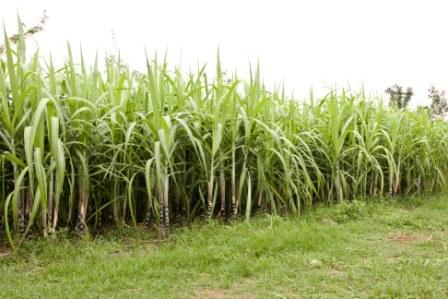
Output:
[{"xmin": 1, "ymin": 23, "xmax": 448, "ymax": 248}]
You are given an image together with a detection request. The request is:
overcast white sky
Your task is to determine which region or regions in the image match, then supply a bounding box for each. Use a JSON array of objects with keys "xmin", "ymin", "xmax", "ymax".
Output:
[{"xmin": 2, "ymin": 0, "xmax": 448, "ymax": 105}]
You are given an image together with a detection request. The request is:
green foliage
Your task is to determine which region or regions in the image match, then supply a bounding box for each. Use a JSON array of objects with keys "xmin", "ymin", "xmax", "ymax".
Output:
[
  {"xmin": 331, "ymin": 200, "xmax": 369, "ymax": 223},
  {"xmin": 1, "ymin": 21, "xmax": 448, "ymax": 248}
]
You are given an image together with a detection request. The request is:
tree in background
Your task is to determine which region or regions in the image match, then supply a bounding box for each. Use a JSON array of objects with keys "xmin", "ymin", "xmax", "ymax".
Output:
[
  {"xmin": 385, "ymin": 84, "xmax": 413, "ymax": 109},
  {"xmin": 428, "ymin": 86, "xmax": 448, "ymax": 117}
]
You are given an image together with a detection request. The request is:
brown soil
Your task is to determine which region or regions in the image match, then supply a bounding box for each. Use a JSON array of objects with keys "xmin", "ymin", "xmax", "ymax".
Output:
[
  {"xmin": 387, "ymin": 232, "xmax": 433, "ymax": 245},
  {"xmin": 193, "ymin": 287, "xmax": 255, "ymax": 299}
]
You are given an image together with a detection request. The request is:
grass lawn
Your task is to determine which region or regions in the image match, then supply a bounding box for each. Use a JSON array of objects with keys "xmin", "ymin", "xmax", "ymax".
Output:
[{"xmin": 1, "ymin": 195, "xmax": 447, "ymax": 299}]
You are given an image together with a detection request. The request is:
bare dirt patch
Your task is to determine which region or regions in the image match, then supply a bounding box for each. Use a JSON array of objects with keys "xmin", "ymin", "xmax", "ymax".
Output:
[
  {"xmin": 193, "ymin": 287, "xmax": 255, "ymax": 299},
  {"xmin": 387, "ymin": 232, "xmax": 433, "ymax": 245}
]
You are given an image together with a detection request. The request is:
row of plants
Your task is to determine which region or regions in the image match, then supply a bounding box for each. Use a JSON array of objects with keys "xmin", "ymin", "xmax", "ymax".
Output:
[{"xmin": 1, "ymin": 22, "xmax": 448, "ymax": 248}]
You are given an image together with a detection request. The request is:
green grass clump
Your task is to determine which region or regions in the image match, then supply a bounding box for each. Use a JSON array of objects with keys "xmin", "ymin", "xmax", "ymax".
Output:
[
  {"xmin": 1, "ymin": 20, "xmax": 448, "ymax": 247},
  {"xmin": 1, "ymin": 194, "xmax": 447, "ymax": 298}
]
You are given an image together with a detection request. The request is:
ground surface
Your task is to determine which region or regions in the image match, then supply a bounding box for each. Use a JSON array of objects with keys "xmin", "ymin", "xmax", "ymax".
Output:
[{"xmin": 1, "ymin": 195, "xmax": 447, "ymax": 299}]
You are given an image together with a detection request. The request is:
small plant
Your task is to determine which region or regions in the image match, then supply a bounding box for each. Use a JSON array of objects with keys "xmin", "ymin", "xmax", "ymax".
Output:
[
  {"xmin": 331, "ymin": 200, "xmax": 369, "ymax": 223},
  {"xmin": 385, "ymin": 84, "xmax": 413, "ymax": 108}
]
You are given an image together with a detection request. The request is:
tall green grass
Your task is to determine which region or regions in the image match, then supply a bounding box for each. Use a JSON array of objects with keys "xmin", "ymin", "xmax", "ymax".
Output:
[{"xmin": 1, "ymin": 22, "xmax": 448, "ymax": 247}]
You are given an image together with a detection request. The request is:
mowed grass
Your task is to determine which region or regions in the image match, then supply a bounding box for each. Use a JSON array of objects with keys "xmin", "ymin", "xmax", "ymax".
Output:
[{"xmin": 1, "ymin": 194, "xmax": 448, "ymax": 299}]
